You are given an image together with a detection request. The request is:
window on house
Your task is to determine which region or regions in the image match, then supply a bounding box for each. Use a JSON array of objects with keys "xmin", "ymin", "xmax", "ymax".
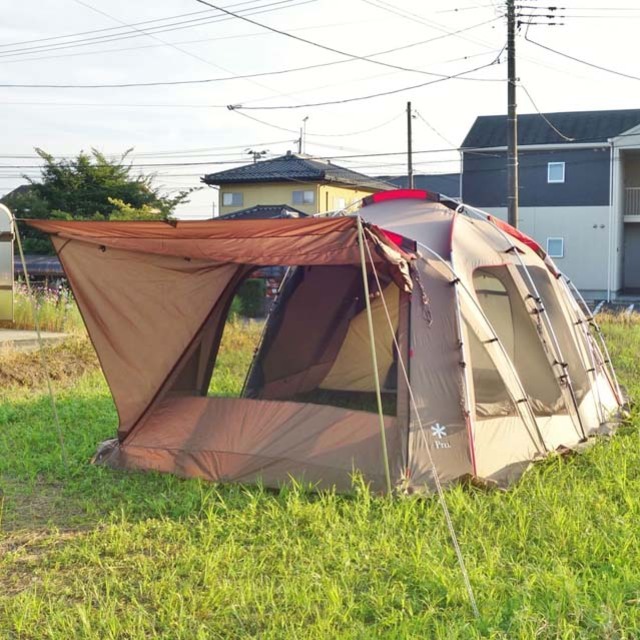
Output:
[
  {"xmin": 292, "ymin": 190, "xmax": 315, "ymax": 205},
  {"xmin": 222, "ymin": 192, "xmax": 243, "ymax": 206},
  {"xmin": 546, "ymin": 237, "xmax": 564, "ymax": 258},
  {"xmin": 335, "ymin": 197, "xmax": 346, "ymax": 210},
  {"xmin": 547, "ymin": 162, "xmax": 565, "ymax": 183}
]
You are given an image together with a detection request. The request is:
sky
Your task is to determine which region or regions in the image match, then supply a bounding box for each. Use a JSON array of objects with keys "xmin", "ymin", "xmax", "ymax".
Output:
[{"xmin": 1, "ymin": 0, "xmax": 640, "ymax": 218}]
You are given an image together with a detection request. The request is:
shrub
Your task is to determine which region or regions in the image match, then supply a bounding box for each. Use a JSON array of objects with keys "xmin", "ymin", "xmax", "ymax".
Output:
[{"xmin": 237, "ymin": 278, "xmax": 266, "ymax": 318}]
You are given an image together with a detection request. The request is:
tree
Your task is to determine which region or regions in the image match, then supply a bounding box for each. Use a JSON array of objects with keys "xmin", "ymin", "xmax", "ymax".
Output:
[{"xmin": 1, "ymin": 148, "xmax": 197, "ymax": 253}]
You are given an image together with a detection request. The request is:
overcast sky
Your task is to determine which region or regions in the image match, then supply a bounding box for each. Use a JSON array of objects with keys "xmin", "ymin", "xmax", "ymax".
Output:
[{"xmin": 2, "ymin": 0, "xmax": 639, "ymax": 217}]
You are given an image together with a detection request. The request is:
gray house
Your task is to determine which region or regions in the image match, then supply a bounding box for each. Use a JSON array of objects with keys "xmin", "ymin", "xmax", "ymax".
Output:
[{"xmin": 461, "ymin": 109, "xmax": 640, "ymax": 299}]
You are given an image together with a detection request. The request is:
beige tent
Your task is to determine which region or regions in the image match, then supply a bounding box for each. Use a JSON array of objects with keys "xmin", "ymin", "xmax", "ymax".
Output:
[{"xmin": 30, "ymin": 191, "xmax": 625, "ymax": 493}]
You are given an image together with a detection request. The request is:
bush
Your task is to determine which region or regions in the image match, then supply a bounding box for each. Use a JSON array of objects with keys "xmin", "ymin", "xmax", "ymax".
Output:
[{"xmin": 236, "ymin": 278, "xmax": 266, "ymax": 318}]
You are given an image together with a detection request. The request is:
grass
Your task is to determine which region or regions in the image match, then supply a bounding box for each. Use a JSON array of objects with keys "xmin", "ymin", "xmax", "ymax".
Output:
[
  {"xmin": 1, "ymin": 284, "xmax": 85, "ymax": 334},
  {"xmin": 1, "ymin": 314, "xmax": 640, "ymax": 638}
]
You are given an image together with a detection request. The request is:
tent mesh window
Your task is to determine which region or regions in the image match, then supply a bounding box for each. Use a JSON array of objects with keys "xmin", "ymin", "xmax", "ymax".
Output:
[
  {"xmin": 243, "ymin": 265, "xmax": 401, "ymax": 416},
  {"xmin": 465, "ymin": 321, "xmax": 516, "ymax": 418},
  {"xmin": 473, "ymin": 267, "xmax": 567, "ymax": 416},
  {"xmin": 518, "ymin": 265, "xmax": 590, "ymax": 403}
]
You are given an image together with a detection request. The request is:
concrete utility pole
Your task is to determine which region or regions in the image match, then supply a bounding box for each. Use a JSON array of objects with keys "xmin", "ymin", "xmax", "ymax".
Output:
[
  {"xmin": 407, "ymin": 101, "xmax": 414, "ymax": 189},
  {"xmin": 507, "ymin": 0, "xmax": 519, "ymax": 228}
]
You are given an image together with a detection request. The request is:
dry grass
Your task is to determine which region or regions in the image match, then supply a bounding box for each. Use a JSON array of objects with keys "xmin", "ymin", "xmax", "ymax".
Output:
[{"xmin": 0, "ymin": 337, "xmax": 98, "ymax": 396}]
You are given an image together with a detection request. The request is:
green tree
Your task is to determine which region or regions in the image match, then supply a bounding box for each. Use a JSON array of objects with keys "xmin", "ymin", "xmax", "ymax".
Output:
[{"xmin": 2, "ymin": 148, "xmax": 197, "ymax": 253}]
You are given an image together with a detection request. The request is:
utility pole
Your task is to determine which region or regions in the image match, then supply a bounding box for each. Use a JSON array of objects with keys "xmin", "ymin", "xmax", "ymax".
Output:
[
  {"xmin": 506, "ymin": 0, "xmax": 519, "ymax": 228},
  {"xmin": 302, "ymin": 116, "xmax": 309, "ymax": 154},
  {"xmin": 407, "ymin": 101, "xmax": 414, "ymax": 189}
]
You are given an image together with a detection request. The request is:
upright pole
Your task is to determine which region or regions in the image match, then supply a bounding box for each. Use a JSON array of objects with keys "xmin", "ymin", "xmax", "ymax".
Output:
[
  {"xmin": 507, "ymin": 0, "xmax": 519, "ymax": 228},
  {"xmin": 5, "ymin": 204, "xmax": 69, "ymax": 471},
  {"xmin": 356, "ymin": 217, "xmax": 393, "ymax": 495},
  {"xmin": 302, "ymin": 116, "xmax": 309, "ymax": 154},
  {"xmin": 297, "ymin": 128, "xmax": 302, "ymax": 154},
  {"xmin": 407, "ymin": 101, "xmax": 414, "ymax": 189}
]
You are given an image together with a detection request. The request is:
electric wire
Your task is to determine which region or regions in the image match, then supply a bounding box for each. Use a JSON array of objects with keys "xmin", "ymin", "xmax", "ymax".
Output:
[
  {"xmin": 196, "ymin": 0, "xmax": 503, "ymax": 82},
  {"xmin": 0, "ymin": 0, "xmax": 306, "ymax": 57},
  {"xmin": 230, "ymin": 59, "xmax": 504, "ymax": 110},
  {"xmin": 518, "ymin": 84, "xmax": 575, "ymax": 142},
  {"xmin": 0, "ymin": 26, "xmax": 503, "ymax": 89},
  {"xmin": 69, "ymin": 0, "xmax": 305, "ymax": 103},
  {"xmin": 525, "ymin": 34, "xmax": 640, "ymax": 81}
]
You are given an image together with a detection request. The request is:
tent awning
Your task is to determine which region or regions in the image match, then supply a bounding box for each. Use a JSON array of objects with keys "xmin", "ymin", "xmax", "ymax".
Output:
[{"xmin": 28, "ymin": 216, "xmax": 413, "ymax": 285}]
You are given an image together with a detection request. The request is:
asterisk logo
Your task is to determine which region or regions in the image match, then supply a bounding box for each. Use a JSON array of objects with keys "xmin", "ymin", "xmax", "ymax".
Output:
[{"xmin": 431, "ymin": 423, "xmax": 447, "ymax": 439}]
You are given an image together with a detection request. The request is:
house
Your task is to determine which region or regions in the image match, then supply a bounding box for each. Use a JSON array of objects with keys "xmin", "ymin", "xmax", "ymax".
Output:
[
  {"xmin": 461, "ymin": 108, "xmax": 640, "ymax": 299},
  {"xmin": 202, "ymin": 151, "xmax": 393, "ymax": 217},
  {"xmin": 217, "ymin": 203, "xmax": 308, "ymax": 220},
  {"xmin": 379, "ymin": 172, "xmax": 460, "ymax": 198}
]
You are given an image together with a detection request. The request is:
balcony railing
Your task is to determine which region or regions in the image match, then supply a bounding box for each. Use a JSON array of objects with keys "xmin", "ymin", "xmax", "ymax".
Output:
[{"xmin": 626, "ymin": 187, "xmax": 640, "ymax": 216}]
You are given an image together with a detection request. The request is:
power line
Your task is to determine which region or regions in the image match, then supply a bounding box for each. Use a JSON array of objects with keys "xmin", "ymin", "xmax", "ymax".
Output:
[
  {"xmin": 69, "ymin": 0, "xmax": 305, "ymax": 103},
  {"xmin": 196, "ymin": 0, "xmax": 502, "ymax": 82},
  {"xmin": 414, "ymin": 110, "xmax": 456, "ymax": 147},
  {"xmin": 0, "ymin": 17, "xmax": 375, "ymax": 66},
  {"xmin": 365, "ymin": 0, "xmax": 591, "ymax": 81},
  {"xmin": 0, "ymin": 18, "xmax": 503, "ymax": 89},
  {"xmin": 0, "ymin": 0, "xmax": 301, "ymax": 57},
  {"xmin": 230, "ymin": 59, "xmax": 503, "ymax": 109},
  {"xmin": 518, "ymin": 84, "xmax": 574, "ymax": 142},
  {"xmin": 231, "ymin": 110, "xmax": 404, "ymax": 137},
  {"xmin": 525, "ymin": 34, "xmax": 640, "ymax": 81},
  {"xmin": 0, "ymin": 1, "xmax": 242, "ymax": 48}
]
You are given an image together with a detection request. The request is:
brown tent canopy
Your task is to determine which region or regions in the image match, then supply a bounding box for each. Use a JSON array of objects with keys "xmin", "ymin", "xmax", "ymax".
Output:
[{"xmin": 29, "ymin": 194, "xmax": 625, "ymax": 493}]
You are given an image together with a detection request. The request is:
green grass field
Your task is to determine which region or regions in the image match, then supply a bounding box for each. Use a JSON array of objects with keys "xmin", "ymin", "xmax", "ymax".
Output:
[{"xmin": 1, "ymin": 315, "xmax": 639, "ymax": 639}]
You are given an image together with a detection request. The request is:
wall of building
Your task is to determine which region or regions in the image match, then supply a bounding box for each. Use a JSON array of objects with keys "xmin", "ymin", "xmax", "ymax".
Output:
[
  {"xmin": 462, "ymin": 147, "xmax": 611, "ymax": 209},
  {"xmin": 317, "ymin": 184, "xmax": 376, "ymax": 212},
  {"xmin": 484, "ymin": 205, "xmax": 611, "ymax": 294},
  {"xmin": 623, "ymin": 152, "xmax": 640, "ymax": 187},
  {"xmin": 218, "ymin": 182, "xmax": 320, "ymax": 216},
  {"xmin": 218, "ymin": 182, "xmax": 376, "ymax": 215}
]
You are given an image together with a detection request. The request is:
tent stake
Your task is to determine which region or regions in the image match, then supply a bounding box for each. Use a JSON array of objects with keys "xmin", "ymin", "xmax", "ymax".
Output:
[{"xmin": 356, "ymin": 216, "xmax": 392, "ymax": 495}]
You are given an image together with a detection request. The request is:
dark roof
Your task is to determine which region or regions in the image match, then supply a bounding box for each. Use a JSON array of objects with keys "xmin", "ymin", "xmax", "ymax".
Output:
[
  {"xmin": 378, "ymin": 173, "xmax": 460, "ymax": 198},
  {"xmin": 202, "ymin": 152, "xmax": 394, "ymax": 191},
  {"xmin": 217, "ymin": 204, "xmax": 308, "ymax": 220},
  {"xmin": 14, "ymin": 254, "xmax": 64, "ymax": 277},
  {"xmin": 462, "ymin": 109, "xmax": 640, "ymax": 148}
]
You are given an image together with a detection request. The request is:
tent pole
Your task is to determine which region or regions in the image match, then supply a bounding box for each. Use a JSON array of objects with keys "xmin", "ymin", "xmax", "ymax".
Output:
[
  {"xmin": 11, "ymin": 210, "xmax": 69, "ymax": 471},
  {"xmin": 361, "ymin": 237, "xmax": 480, "ymax": 620},
  {"xmin": 356, "ymin": 216, "xmax": 393, "ymax": 495},
  {"xmin": 416, "ymin": 241, "xmax": 547, "ymax": 453}
]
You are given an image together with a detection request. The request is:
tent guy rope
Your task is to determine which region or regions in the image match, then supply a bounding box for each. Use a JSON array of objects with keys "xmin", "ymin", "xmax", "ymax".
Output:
[
  {"xmin": 361, "ymin": 232, "xmax": 480, "ymax": 620},
  {"xmin": 6, "ymin": 205, "xmax": 69, "ymax": 470}
]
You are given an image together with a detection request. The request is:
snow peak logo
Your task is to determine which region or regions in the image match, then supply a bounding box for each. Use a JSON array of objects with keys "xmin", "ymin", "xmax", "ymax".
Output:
[{"xmin": 431, "ymin": 423, "xmax": 451, "ymax": 449}]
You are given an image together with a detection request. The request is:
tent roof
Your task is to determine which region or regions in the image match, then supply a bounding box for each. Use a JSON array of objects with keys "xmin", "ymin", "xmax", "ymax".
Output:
[{"xmin": 28, "ymin": 216, "xmax": 413, "ymax": 287}]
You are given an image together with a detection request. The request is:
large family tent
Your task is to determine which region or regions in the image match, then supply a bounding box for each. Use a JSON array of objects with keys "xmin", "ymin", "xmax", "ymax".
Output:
[{"xmin": 29, "ymin": 191, "xmax": 625, "ymax": 493}]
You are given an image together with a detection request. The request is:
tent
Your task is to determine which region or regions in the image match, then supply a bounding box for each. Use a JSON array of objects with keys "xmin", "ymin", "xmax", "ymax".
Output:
[{"xmin": 29, "ymin": 190, "xmax": 625, "ymax": 494}]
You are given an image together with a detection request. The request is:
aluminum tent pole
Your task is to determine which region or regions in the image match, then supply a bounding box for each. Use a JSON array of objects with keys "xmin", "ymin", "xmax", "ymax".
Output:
[{"xmin": 356, "ymin": 216, "xmax": 392, "ymax": 495}]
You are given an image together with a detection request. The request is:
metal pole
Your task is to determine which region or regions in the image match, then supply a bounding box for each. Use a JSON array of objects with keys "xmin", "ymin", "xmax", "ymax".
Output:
[
  {"xmin": 407, "ymin": 101, "xmax": 414, "ymax": 189},
  {"xmin": 507, "ymin": 0, "xmax": 519, "ymax": 228},
  {"xmin": 356, "ymin": 217, "xmax": 393, "ymax": 495}
]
